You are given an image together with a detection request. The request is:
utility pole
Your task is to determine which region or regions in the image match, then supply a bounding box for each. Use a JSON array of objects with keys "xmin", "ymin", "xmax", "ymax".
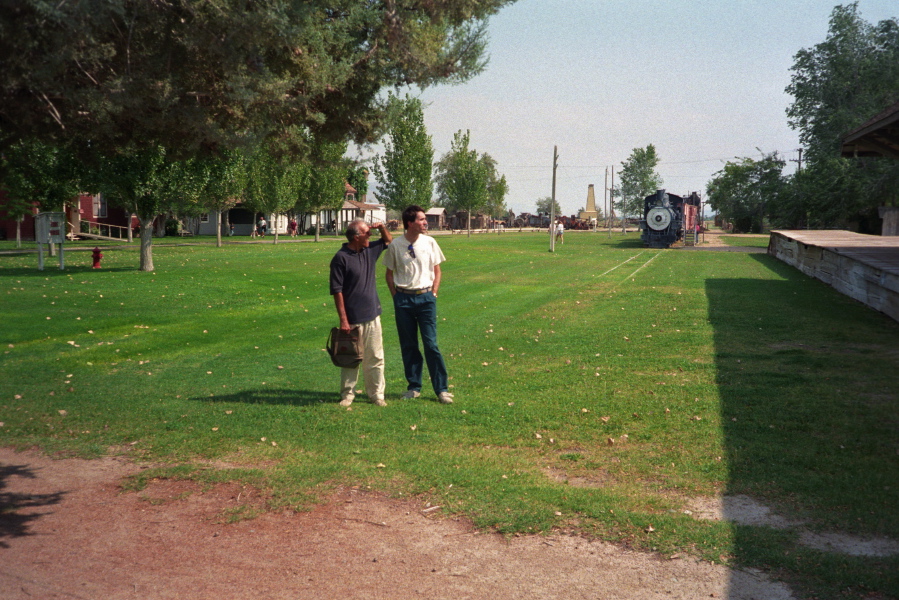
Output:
[
  {"xmin": 790, "ymin": 148, "xmax": 803, "ymax": 173},
  {"xmin": 604, "ymin": 166, "xmax": 609, "ymax": 234},
  {"xmin": 790, "ymin": 148, "xmax": 805, "ymax": 228},
  {"xmin": 550, "ymin": 145, "xmax": 558, "ymax": 253},
  {"xmin": 609, "ymin": 165, "xmax": 615, "ymax": 237}
]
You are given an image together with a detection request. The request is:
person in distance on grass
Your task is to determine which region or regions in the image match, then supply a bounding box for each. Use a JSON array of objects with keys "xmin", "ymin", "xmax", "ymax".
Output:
[
  {"xmin": 383, "ymin": 205, "xmax": 454, "ymax": 405},
  {"xmin": 330, "ymin": 219, "xmax": 393, "ymax": 407}
]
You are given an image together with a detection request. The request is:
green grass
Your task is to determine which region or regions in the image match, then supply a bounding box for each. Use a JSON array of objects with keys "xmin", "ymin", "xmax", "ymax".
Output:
[
  {"xmin": 719, "ymin": 234, "xmax": 771, "ymax": 248},
  {"xmin": 1, "ymin": 231, "xmax": 897, "ymax": 598}
]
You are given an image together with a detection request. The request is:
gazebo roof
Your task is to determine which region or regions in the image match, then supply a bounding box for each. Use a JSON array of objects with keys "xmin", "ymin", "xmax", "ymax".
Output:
[{"xmin": 841, "ymin": 100, "xmax": 899, "ymax": 159}]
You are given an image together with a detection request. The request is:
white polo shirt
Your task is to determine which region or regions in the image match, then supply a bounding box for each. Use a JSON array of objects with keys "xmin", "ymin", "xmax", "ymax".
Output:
[{"xmin": 383, "ymin": 234, "xmax": 445, "ymax": 289}]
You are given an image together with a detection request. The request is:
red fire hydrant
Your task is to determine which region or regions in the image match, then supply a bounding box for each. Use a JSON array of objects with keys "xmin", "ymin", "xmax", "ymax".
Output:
[{"xmin": 91, "ymin": 247, "xmax": 103, "ymax": 269}]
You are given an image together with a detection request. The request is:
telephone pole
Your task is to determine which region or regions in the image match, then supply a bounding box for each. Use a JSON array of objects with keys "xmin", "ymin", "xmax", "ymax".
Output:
[
  {"xmin": 550, "ymin": 145, "xmax": 558, "ymax": 253},
  {"xmin": 608, "ymin": 165, "xmax": 615, "ymax": 237},
  {"xmin": 790, "ymin": 148, "xmax": 803, "ymax": 173}
]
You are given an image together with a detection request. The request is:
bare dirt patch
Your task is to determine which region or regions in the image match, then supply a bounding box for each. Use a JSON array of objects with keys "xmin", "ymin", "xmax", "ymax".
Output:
[
  {"xmin": 686, "ymin": 494, "xmax": 899, "ymax": 557},
  {"xmin": 0, "ymin": 447, "xmax": 797, "ymax": 599}
]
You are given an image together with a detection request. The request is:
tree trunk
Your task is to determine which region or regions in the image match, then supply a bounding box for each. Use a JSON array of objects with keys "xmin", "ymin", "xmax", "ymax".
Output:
[
  {"xmin": 467, "ymin": 211, "xmax": 471, "ymax": 238},
  {"xmin": 216, "ymin": 210, "xmax": 223, "ymax": 248},
  {"xmin": 138, "ymin": 215, "xmax": 155, "ymax": 272},
  {"xmin": 15, "ymin": 217, "xmax": 22, "ymax": 248}
]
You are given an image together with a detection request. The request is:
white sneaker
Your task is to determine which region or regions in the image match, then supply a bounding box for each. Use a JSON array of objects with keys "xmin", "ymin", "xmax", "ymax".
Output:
[
  {"xmin": 339, "ymin": 397, "xmax": 353, "ymax": 407},
  {"xmin": 372, "ymin": 397, "xmax": 387, "ymax": 407},
  {"xmin": 402, "ymin": 390, "xmax": 421, "ymax": 399},
  {"xmin": 437, "ymin": 392, "xmax": 454, "ymax": 404}
]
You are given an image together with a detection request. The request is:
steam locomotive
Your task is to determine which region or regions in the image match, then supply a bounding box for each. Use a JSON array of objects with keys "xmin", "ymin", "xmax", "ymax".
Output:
[{"xmin": 639, "ymin": 190, "xmax": 700, "ymax": 248}]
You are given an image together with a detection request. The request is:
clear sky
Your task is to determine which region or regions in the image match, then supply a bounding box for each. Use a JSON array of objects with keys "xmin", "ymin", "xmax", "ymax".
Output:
[{"xmin": 355, "ymin": 0, "xmax": 897, "ymax": 218}]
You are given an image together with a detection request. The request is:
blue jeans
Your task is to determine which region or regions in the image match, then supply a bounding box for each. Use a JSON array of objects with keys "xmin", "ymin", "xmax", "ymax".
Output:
[{"xmin": 393, "ymin": 291, "xmax": 448, "ymax": 395}]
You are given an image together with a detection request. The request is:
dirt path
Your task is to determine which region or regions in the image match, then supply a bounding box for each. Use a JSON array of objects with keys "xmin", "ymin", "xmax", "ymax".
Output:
[{"xmin": 0, "ymin": 448, "xmax": 796, "ymax": 600}]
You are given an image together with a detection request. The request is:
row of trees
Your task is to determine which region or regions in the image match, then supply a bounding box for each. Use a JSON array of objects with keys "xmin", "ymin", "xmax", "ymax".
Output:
[
  {"xmin": 1, "ymin": 134, "xmax": 353, "ymax": 265},
  {"xmin": 709, "ymin": 3, "xmax": 899, "ymax": 233},
  {"xmin": 371, "ymin": 95, "xmax": 508, "ymax": 235},
  {"xmin": 0, "ymin": 0, "xmax": 515, "ymax": 268}
]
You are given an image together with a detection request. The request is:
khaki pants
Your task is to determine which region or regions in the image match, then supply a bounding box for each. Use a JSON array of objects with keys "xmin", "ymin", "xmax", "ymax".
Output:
[{"xmin": 340, "ymin": 316, "xmax": 385, "ymax": 402}]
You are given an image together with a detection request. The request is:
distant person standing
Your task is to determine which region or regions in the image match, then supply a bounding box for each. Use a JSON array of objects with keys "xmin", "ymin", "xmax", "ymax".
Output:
[
  {"xmin": 257, "ymin": 216, "xmax": 267, "ymax": 237},
  {"xmin": 383, "ymin": 205, "xmax": 454, "ymax": 404},
  {"xmin": 555, "ymin": 221, "xmax": 564, "ymax": 244},
  {"xmin": 330, "ymin": 219, "xmax": 393, "ymax": 407},
  {"xmin": 288, "ymin": 218, "xmax": 298, "ymax": 237}
]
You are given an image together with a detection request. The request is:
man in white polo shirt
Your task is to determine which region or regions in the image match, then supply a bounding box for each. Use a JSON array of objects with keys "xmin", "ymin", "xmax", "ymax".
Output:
[{"xmin": 383, "ymin": 205, "xmax": 453, "ymax": 404}]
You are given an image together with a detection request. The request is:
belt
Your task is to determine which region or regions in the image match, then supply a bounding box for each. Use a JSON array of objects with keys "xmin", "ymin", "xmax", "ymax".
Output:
[{"xmin": 396, "ymin": 287, "xmax": 432, "ymax": 295}]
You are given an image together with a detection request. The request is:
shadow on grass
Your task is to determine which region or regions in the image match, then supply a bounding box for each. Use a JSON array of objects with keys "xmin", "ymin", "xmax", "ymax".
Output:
[
  {"xmin": 0, "ymin": 463, "xmax": 66, "ymax": 548},
  {"xmin": 193, "ymin": 388, "xmax": 334, "ymax": 407},
  {"xmin": 608, "ymin": 237, "xmax": 645, "ymax": 249},
  {"xmin": 707, "ymin": 255, "xmax": 899, "ymax": 598}
]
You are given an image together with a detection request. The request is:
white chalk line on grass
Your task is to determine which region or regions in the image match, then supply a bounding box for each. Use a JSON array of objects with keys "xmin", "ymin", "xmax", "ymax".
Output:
[
  {"xmin": 621, "ymin": 250, "xmax": 664, "ymax": 282},
  {"xmin": 595, "ymin": 251, "xmax": 665, "ymax": 288},
  {"xmin": 596, "ymin": 252, "xmax": 646, "ymax": 277}
]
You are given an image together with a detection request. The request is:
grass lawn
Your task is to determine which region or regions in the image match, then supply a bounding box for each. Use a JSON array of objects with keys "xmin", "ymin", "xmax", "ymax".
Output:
[
  {"xmin": 718, "ymin": 234, "xmax": 771, "ymax": 248},
  {"xmin": 1, "ymin": 231, "xmax": 897, "ymax": 598}
]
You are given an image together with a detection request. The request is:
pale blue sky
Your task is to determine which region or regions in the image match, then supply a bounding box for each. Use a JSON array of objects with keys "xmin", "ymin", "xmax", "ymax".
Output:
[{"xmin": 355, "ymin": 0, "xmax": 897, "ymax": 217}]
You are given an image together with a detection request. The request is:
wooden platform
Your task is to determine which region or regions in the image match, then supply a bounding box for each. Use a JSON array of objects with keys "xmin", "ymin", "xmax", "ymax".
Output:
[{"xmin": 768, "ymin": 230, "xmax": 899, "ymax": 322}]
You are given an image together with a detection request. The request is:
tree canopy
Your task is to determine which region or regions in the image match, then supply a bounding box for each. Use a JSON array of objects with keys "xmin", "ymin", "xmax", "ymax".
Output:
[
  {"xmin": 783, "ymin": 2, "xmax": 899, "ymax": 229},
  {"xmin": 534, "ymin": 197, "xmax": 561, "ymax": 217},
  {"xmin": 616, "ymin": 145, "xmax": 663, "ymax": 218},
  {"xmin": 0, "ymin": 0, "xmax": 514, "ymax": 157},
  {"xmin": 706, "ymin": 152, "xmax": 786, "ymax": 233},
  {"xmin": 434, "ymin": 130, "xmax": 494, "ymax": 235},
  {"xmin": 372, "ymin": 94, "xmax": 434, "ymax": 212}
]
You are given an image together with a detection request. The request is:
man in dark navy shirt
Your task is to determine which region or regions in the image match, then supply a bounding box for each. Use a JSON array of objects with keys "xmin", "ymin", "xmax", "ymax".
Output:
[{"xmin": 329, "ymin": 219, "xmax": 392, "ymax": 406}]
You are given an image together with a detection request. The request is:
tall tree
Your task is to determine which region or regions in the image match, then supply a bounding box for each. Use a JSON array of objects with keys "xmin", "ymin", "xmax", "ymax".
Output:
[
  {"xmin": 96, "ymin": 145, "xmax": 172, "ymax": 272},
  {"xmin": 346, "ymin": 164, "xmax": 370, "ymax": 203},
  {"xmin": 434, "ymin": 130, "xmax": 489, "ymax": 237},
  {"xmin": 244, "ymin": 149, "xmax": 309, "ymax": 244},
  {"xmin": 617, "ymin": 145, "xmax": 663, "ymax": 218},
  {"xmin": 706, "ymin": 152, "xmax": 785, "ymax": 233},
  {"xmin": 306, "ymin": 139, "xmax": 350, "ymax": 242},
  {"xmin": 1, "ymin": 1, "xmax": 514, "ymax": 157},
  {"xmin": 785, "ymin": 3, "xmax": 899, "ymax": 229},
  {"xmin": 372, "ymin": 94, "xmax": 434, "ymax": 212},
  {"xmin": 200, "ymin": 150, "xmax": 249, "ymax": 247},
  {"xmin": 484, "ymin": 154, "xmax": 509, "ymax": 230},
  {"xmin": 535, "ymin": 196, "xmax": 562, "ymax": 217},
  {"xmin": 0, "ymin": 138, "xmax": 82, "ymax": 247}
]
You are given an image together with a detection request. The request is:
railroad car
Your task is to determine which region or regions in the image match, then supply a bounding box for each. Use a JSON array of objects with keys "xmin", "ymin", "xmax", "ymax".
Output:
[{"xmin": 639, "ymin": 190, "xmax": 700, "ymax": 248}]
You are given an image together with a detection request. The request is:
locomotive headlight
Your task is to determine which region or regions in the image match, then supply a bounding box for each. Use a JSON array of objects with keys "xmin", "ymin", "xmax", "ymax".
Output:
[{"xmin": 646, "ymin": 207, "xmax": 672, "ymax": 231}]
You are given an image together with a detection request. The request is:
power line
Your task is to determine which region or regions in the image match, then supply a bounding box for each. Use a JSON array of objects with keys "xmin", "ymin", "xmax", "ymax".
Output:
[{"xmin": 503, "ymin": 150, "xmax": 787, "ymax": 170}]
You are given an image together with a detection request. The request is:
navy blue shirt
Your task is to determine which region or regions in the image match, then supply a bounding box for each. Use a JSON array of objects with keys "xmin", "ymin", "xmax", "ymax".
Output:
[{"xmin": 329, "ymin": 238, "xmax": 388, "ymax": 324}]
